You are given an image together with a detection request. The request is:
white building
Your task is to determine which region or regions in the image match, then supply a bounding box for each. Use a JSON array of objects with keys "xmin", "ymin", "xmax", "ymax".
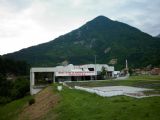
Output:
[
  {"xmin": 113, "ymin": 71, "xmax": 120, "ymax": 78},
  {"xmin": 30, "ymin": 64, "xmax": 114, "ymax": 95}
]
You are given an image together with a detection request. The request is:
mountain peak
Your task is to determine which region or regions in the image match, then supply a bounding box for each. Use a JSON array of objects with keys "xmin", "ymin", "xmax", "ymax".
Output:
[
  {"xmin": 84, "ymin": 15, "xmax": 113, "ymax": 29},
  {"xmin": 93, "ymin": 15, "xmax": 112, "ymax": 22}
]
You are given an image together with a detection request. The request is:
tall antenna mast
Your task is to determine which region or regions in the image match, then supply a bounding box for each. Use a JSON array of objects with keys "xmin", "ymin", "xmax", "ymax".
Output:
[
  {"xmin": 95, "ymin": 55, "xmax": 97, "ymax": 80},
  {"xmin": 125, "ymin": 59, "xmax": 128, "ymax": 74}
]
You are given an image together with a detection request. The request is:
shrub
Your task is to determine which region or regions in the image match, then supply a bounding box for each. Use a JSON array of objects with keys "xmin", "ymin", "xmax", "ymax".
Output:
[
  {"xmin": 28, "ymin": 98, "xmax": 35, "ymax": 105},
  {"xmin": 0, "ymin": 96, "xmax": 11, "ymax": 104}
]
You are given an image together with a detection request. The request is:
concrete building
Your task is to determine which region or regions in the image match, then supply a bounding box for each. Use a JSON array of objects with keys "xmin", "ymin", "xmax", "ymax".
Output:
[
  {"xmin": 30, "ymin": 64, "xmax": 114, "ymax": 95},
  {"xmin": 113, "ymin": 71, "xmax": 120, "ymax": 78}
]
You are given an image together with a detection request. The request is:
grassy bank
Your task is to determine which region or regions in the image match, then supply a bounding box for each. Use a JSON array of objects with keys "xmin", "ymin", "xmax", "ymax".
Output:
[
  {"xmin": 55, "ymin": 87, "xmax": 160, "ymax": 120},
  {"xmin": 0, "ymin": 96, "xmax": 32, "ymax": 120}
]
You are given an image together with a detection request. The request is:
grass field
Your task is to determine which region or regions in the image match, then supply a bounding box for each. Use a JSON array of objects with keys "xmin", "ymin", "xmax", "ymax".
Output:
[
  {"xmin": 54, "ymin": 87, "xmax": 160, "ymax": 120},
  {"xmin": 128, "ymin": 75, "xmax": 160, "ymax": 80},
  {"xmin": 53, "ymin": 75, "xmax": 160, "ymax": 120},
  {"xmin": 0, "ymin": 96, "xmax": 32, "ymax": 120}
]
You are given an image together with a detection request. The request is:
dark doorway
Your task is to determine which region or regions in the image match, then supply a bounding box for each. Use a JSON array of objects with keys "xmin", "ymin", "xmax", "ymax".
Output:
[{"xmin": 35, "ymin": 72, "xmax": 54, "ymax": 85}]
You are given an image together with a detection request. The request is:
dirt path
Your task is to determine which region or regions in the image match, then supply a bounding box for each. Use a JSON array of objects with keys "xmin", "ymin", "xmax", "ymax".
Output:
[{"xmin": 19, "ymin": 86, "xmax": 59, "ymax": 120}]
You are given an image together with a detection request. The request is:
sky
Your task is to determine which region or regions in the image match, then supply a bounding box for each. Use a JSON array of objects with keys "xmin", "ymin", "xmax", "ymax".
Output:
[{"xmin": 0, "ymin": 0, "xmax": 160, "ymax": 55}]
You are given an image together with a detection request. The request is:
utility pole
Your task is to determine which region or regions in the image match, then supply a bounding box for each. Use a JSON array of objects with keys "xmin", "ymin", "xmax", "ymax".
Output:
[
  {"xmin": 125, "ymin": 59, "xmax": 129, "ymax": 74},
  {"xmin": 95, "ymin": 55, "xmax": 97, "ymax": 80}
]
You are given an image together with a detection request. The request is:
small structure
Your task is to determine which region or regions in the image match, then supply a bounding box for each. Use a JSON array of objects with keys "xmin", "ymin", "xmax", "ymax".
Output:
[
  {"xmin": 150, "ymin": 68, "xmax": 160, "ymax": 75},
  {"xmin": 30, "ymin": 64, "xmax": 114, "ymax": 95},
  {"xmin": 113, "ymin": 71, "xmax": 120, "ymax": 78}
]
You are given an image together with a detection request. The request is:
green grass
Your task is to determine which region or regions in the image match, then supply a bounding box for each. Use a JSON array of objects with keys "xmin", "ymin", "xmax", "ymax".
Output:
[
  {"xmin": 0, "ymin": 75, "xmax": 160, "ymax": 120},
  {"xmin": 66, "ymin": 75, "xmax": 160, "ymax": 90},
  {"xmin": 128, "ymin": 75, "xmax": 160, "ymax": 80},
  {"xmin": 53, "ymin": 76, "xmax": 160, "ymax": 120},
  {"xmin": 0, "ymin": 96, "xmax": 32, "ymax": 120},
  {"xmin": 55, "ymin": 87, "xmax": 160, "ymax": 120}
]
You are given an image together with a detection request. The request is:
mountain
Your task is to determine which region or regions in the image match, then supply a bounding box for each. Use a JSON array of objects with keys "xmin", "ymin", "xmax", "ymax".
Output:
[
  {"xmin": 156, "ymin": 34, "xmax": 160, "ymax": 38},
  {"xmin": 4, "ymin": 16, "xmax": 160, "ymax": 69}
]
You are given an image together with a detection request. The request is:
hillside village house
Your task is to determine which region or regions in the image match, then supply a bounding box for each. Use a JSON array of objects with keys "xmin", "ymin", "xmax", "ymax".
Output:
[
  {"xmin": 30, "ymin": 64, "xmax": 114, "ymax": 95},
  {"xmin": 132, "ymin": 68, "xmax": 160, "ymax": 75}
]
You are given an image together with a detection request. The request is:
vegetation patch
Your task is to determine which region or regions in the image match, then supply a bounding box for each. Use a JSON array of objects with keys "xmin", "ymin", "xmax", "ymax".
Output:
[
  {"xmin": 0, "ymin": 96, "xmax": 32, "ymax": 120},
  {"xmin": 55, "ymin": 87, "xmax": 160, "ymax": 120},
  {"xmin": 28, "ymin": 98, "xmax": 35, "ymax": 105},
  {"xmin": 0, "ymin": 76, "xmax": 30, "ymax": 104}
]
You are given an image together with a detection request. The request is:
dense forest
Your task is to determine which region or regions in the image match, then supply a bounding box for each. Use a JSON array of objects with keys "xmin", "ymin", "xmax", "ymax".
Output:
[
  {"xmin": 0, "ymin": 56, "xmax": 29, "ymax": 76},
  {"xmin": 0, "ymin": 56, "xmax": 30, "ymax": 104}
]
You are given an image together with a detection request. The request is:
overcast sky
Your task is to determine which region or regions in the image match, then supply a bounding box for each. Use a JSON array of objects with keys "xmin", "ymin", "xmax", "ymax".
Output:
[{"xmin": 0, "ymin": 0, "xmax": 160, "ymax": 55}]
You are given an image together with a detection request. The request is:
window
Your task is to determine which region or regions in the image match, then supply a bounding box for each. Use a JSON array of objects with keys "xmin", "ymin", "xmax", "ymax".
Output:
[{"xmin": 88, "ymin": 68, "xmax": 94, "ymax": 71}]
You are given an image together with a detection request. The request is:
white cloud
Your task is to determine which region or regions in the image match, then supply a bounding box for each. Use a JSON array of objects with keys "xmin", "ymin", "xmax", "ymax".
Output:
[
  {"xmin": 0, "ymin": 0, "xmax": 160, "ymax": 55},
  {"xmin": 0, "ymin": 2, "xmax": 54, "ymax": 54}
]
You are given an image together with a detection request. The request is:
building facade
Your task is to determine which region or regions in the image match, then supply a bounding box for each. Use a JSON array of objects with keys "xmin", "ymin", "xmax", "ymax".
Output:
[{"xmin": 30, "ymin": 64, "xmax": 114, "ymax": 95}]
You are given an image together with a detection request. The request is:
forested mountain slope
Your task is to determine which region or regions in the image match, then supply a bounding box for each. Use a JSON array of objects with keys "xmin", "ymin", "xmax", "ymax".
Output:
[{"xmin": 4, "ymin": 16, "xmax": 160, "ymax": 69}]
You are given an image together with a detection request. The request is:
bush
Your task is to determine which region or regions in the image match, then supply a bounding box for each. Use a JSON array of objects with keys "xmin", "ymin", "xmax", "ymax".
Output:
[
  {"xmin": 0, "ymin": 96, "xmax": 11, "ymax": 104},
  {"xmin": 0, "ymin": 76, "xmax": 30, "ymax": 104},
  {"xmin": 28, "ymin": 98, "xmax": 35, "ymax": 105},
  {"xmin": 12, "ymin": 77, "xmax": 30, "ymax": 99}
]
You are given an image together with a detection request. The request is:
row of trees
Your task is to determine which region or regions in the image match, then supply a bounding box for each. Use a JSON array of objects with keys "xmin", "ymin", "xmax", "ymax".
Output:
[
  {"xmin": 0, "ymin": 75, "xmax": 29, "ymax": 104},
  {"xmin": 0, "ymin": 56, "xmax": 30, "ymax": 104},
  {"xmin": 0, "ymin": 56, "xmax": 29, "ymax": 76}
]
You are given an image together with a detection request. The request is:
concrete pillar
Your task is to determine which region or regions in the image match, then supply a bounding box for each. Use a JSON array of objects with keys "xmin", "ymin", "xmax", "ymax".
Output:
[
  {"xmin": 53, "ymin": 72, "xmax": 55, "ymax": 83},
  {"xmin": 30, "ymin": 71, "xmax": 35, "ymax": 95},
  {"xmin": 30, "ymin": 72, "xmax": 35, "ymax": 86}
]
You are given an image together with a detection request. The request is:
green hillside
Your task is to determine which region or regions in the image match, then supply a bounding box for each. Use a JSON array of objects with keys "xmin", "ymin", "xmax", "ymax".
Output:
[
  {"xmin": 4, "ymin": 16, "xmax": 160, "ymax": 69},
  {"xmin": 0, "ymin": 96, "xmax": 31, "ymax": 120}
]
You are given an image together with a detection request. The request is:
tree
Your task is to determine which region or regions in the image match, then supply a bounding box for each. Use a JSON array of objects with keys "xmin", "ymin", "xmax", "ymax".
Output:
[{"xmin": 101, "ymin": 66, "xmax": 107, "ymax": 79}]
